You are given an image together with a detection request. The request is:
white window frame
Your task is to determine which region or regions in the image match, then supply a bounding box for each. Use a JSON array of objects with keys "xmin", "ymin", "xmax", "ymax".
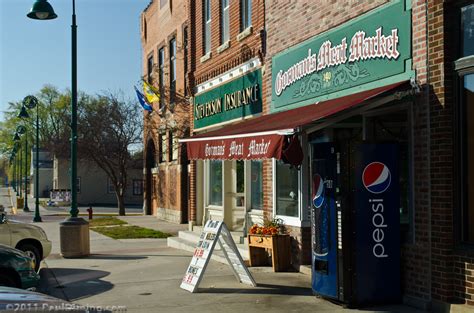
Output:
[
  {"xmin": 221, "ymin": 0, "xmax": 230, "ymax": 44},
  {"xmin": 240, "ymin": 0, "xmax": 252, "ymax": 31},
  {"xmin": 204, "ymin": 0, "xmax": 212, "ymax": 54},
  {"xmin": 272, "ymin": 158, "xmax": 303, "ymax": 227},
  {"xmin": 205, "ymin": 159, "xmax": 224, "ymax": 209}
]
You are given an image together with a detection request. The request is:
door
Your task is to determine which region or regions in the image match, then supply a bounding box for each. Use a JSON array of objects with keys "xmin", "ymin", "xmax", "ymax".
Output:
[{"xmin": 311, "ymin": 142, "xmax": 338, "ymax": 299}]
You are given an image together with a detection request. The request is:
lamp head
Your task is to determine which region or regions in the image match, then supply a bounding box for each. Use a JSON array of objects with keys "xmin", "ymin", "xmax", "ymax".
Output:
[
  {"xmin": 23, "ymin": 95, "xmax": 38, "ymax": 109},
  {"xmin": 13, "ymin": 133, "xmax": 21, "ymax": 142},
  {"xmin": 16, "ymin": 125, "xmax": 27, "ymax": 135},
  {"xmin": 27, "ymin": 0, "xmax": 57, "ymax": 20},
  {"xmin": 18, "ymin": 106, "xmax": 30, "ymax": 119}
]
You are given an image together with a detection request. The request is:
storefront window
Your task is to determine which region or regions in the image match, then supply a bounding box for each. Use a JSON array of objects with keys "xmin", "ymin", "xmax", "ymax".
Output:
[
  {"xmin": 276, "ymin": 160, "xmax": 299, "ymax": 217},
  {"xmin": 209, "ymin": 160, "xmax": 222, "ymax": 206},
  {"xmin": 462, "ymin": 4, "xmax": 474, "ymax": 57},
  {"xmin": 457, "ymin": 4, "xmax": 474, "ymax": 244},
  {"xmin": 235, "ymin": 160, "xmax": 244, "ymax": 206},
  {"xmin": 462, "ymin": 74, "xmax": 474, "ymax": 242},
  {"xmin": 250, "ymin": 160, "xmax": 263, "ymax": 210}
]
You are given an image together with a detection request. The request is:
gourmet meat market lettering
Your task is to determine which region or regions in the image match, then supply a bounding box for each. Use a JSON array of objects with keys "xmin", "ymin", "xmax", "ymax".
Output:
[
  {"xmin": 274, "ymin": 26, "xmax": 401, "ymax": 96},
  {"xmin": 205, "ymin": 143, "xmax": 226, "ymax": 157},
  {"xmin": 247, "ymin": 139, "xmax": 271, "ymax": 158}
]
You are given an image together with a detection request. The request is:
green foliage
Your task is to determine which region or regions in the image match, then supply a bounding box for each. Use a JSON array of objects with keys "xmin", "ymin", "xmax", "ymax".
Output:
[
  {"xmin": 89, "ymin": 217, "xmax": 127, "ymax": 227},
  {"xmin": 91, "ymin": 225, "xmax": 172, "ymax": 239}
]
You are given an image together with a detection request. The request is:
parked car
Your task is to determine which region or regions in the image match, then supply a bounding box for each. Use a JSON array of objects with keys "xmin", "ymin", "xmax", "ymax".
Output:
[
  {"xmin": 0, "ymin": 244, "xmax": 40, "ymax": 289},
  {"xmin": 0, "ymin": 211, "xmax": 52, "ymax": 272}
]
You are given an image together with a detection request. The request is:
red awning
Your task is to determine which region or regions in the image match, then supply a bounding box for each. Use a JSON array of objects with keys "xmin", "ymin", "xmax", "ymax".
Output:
[{"xmin": 182, "ymin": 81, "xmax": 407, "ymax": 160}]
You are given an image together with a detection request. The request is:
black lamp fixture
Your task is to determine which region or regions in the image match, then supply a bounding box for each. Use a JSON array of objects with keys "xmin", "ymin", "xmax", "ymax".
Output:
[{"xmin": 27, "ymin": 0, "xmax": 57, "ymax": 20}]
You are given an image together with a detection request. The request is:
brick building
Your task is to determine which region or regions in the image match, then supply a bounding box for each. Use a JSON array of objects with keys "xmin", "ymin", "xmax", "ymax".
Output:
[
  {"xmin": 183, "ymin": 0, "xmax": 267, "ymax": 232},
  {"xmin": 426, "ymin": 0, "xmax": 474, "ymax": 310},
  {"xmin": 140, "ymin": 0, "xmax": 190, "ymax": 223},
  {"xmin": 142, "ymin": 0, "xmax": 474, "ymax": 310}
]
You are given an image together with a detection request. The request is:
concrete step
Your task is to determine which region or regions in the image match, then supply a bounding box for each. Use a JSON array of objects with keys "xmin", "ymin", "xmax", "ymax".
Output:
[{"xmin": 167, "ymin": 233, "xmax": 249, "ymax": 265}]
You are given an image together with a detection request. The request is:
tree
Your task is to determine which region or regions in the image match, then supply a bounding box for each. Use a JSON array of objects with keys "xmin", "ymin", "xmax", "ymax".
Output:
[{"xmin": 78, "ymin": 92, "xmax": 143, "ymax": 216}]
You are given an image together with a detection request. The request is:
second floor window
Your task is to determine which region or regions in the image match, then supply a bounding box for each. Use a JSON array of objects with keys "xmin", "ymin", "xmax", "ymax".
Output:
[
  {"xmin": 158, "ymin": 47, "xmax": 165, "ymax": 109},
  {"xmin": 159, "ymin": 133, "xmax": 167, "ymax": 163},
  {"xmin": 240, "ymin": 0, "xmax": 252, "ymax": 31},
  {"xmin": 170, "ymin": 38, "xmax": 176, "ymax": 103},
  {"xmin": 204, "ymin": 0, "xmax": 211, "ymax": 54},
  {"xmin": 221, "ymin": 0, "xmax": 229, "ymax": 44},
  {"xmin": 147, "ymin": 55, "xmax": 154, "ymax": 83},
  {"xmin": 169, "ymin": 132, "xmax": 179, "ymax": 161}
]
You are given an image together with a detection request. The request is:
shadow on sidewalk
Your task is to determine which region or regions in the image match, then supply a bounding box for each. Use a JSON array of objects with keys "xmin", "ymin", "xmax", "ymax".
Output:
[
  {"xmin": 198, "ymin": 283, "xmax": 312, "ymax": 296},
  {"xmin": 40, "ymin": 268, "xmax": 113, "ymax": 302},
  {"xmin": 87, "ymin": 254, "xmax": 148, "ymax": 260}
]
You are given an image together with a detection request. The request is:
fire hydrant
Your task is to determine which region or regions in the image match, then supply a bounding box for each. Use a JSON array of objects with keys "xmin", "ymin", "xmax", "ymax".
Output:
[{"xmin": 86, "ymin": 207, "xmax": 93, "ymax": 220}]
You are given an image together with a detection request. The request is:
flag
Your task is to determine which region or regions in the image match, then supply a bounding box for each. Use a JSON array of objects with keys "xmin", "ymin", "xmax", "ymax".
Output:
[
  {"xmin": 143, "ymin": 80, "xmax": 160, "ymax": 103},
  {"xmin": 134, "ymin": 86, "xmax": 153, "ymax": 112}
]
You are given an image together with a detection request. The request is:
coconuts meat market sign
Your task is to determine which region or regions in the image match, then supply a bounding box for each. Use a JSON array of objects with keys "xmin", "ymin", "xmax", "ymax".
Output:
[{"xmin": 271, "ymin": 1, "xmax": 411, "ymax": 110}]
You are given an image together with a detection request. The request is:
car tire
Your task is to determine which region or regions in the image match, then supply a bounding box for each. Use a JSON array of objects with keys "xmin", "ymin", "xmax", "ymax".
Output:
[
  {"xmin": 0, "ymin": 273, "xmax": 20, "ymax": 288},
  {"xmin": 17, "ymin": 243, "xmax": 41, "ymax": 272}
]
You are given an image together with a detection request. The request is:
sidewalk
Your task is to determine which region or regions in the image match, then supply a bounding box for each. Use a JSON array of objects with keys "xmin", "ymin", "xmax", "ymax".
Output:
[{"xmin": 4, "ymin": 188, "xmax": 425, "ymax": 312}]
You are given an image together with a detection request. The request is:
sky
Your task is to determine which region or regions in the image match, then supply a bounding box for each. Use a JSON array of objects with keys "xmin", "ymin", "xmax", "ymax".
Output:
[{"xmin": 0, "ymin": 0, "xmax": 151, "ymax": 121}]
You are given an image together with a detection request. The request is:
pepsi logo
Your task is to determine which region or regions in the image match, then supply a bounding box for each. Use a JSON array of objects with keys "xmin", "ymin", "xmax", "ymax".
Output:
[
  {"xmin": 362, "ymin": 162, "xmax": 391, "ymax": 194},
  {"xmin": 312, "ymin": 174, "xmax": 325, "ymax": 208}
]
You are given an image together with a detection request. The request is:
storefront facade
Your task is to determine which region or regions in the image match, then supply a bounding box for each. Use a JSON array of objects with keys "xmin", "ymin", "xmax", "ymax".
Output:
[
  {"xmin": 180, "ymin": 0, "xmax": 474, "ymax": 309},
  {"xmin": 186, "ymin": 0, "xmax": 267, "ymax": 236}
]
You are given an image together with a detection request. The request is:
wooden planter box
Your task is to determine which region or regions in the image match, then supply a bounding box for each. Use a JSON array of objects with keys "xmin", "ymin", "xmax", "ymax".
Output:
[{"xmin": 247, "ymin": 234, "xmax": 291, "ymax": 272}]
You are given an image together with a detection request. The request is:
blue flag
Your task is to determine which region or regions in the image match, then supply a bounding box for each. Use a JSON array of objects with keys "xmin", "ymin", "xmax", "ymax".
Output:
[{"xmin": 134, "ymin": 86, "xmax": 153, "ymax": 112}]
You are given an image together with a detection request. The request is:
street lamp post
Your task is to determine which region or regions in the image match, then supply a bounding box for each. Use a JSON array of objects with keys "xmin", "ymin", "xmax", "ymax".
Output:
[
  {"xmin": 27, "ymin": 0, "xmax": 89, "ymax": 256},
  {"xmin": 23, "ymin": 131, "xmax": 29, "ymax": 212},
  {"xmin": 19, "ymin": 96, "xmax": 42, "ymax": 222},
  {"xmin": 15, "ymin": 125, "xmax": 28, "ymax": 211}
]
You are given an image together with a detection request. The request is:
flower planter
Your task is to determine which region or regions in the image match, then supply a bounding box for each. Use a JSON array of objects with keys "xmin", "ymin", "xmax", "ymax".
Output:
[{"xmin": 247, "ymin": 234, "xmax": 291, "ymax": 272}]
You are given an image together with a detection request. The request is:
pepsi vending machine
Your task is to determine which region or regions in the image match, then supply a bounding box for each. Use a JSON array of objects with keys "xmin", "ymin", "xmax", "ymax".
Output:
[{"xmin": 311, "ymin": 143, "xmax": 401, "ymax": 307}]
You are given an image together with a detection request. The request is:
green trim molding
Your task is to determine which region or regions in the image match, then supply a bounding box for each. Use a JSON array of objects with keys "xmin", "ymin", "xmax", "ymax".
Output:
[
  {"xmin": 194, "ymin": 69, "xmax": 262, "ymax": 130},
  {"xmin": 271, "ymin": 0, "xmax": 413, "ymax": 112}
]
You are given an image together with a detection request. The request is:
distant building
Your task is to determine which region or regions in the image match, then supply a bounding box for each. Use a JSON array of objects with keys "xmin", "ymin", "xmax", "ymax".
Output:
[
  {"xmin": 52, "ymin": 157, "xmax": 143, "ymax": 206},
  {"xmin": 29, "ymin": 148, "xmax": 53, "ymax": 198}
]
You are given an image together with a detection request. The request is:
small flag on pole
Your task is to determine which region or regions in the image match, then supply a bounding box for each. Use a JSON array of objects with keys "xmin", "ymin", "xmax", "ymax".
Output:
[
  {"xmin": 143, "ymin": 80, "xmax": 160, "ymax": 103},
  {"xmin": 134, "ymin": 86, "xmax": 153, "ymax": 112}
]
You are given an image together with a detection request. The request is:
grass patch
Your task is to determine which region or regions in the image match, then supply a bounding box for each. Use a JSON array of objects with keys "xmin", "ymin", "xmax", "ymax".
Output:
[
  {"xmin": 89, "ymin": 217, "xmax": 127, "ymax": 227},
  {"xmin": 91, "ymin": 225, "xmax": 172, "ymax": 239}
]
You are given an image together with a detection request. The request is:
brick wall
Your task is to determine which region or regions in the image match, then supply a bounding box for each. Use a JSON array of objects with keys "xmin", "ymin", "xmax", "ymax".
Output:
[
  {"xmin": 404, "ymin": 0, "xmax": 432, "ymax": 305},
  {"xmin": 429, "ymin": 0, "xmax": 474, "ymax": 306},
  {"xmin": 189, "ymin": 0, "xmax": 265, "ymax": 86},
  {"xmin": 140, "ymin": 0, "xmax": 189, "ymax": 223}
]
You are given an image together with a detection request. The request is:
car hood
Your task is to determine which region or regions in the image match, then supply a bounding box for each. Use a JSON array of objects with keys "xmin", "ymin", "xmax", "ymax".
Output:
[
  {"xmin": 5, "ymin": 220, "xmax": 48, "ymax": 239},
  {"xmin": 0, "ymin": 244, "xmax": 28, "ymax": 259},
  {"xmin": 0, "ymin": 287, "xmax": 108, "ymax": 312}
]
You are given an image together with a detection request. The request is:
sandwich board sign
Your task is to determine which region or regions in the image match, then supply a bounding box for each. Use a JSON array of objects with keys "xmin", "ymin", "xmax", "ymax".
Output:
[{"xmin": 180, "ymin": 220, "xmax": 256, "ymax": 293}]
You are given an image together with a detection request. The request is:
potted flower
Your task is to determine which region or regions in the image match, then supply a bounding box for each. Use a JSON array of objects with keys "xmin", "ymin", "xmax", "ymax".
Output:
[{"xmin": 247, "ymin": 218, "xmax": 290, "ymax": 272}]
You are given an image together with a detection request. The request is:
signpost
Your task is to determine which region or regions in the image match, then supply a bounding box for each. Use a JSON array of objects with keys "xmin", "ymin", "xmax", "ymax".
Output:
[{"xmin": 180, "ymin": 220, "xmax": 256, "ymax": 293}]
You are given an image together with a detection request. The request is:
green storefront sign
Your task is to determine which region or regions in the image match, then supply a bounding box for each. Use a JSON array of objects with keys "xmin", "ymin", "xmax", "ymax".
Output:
[
  {"xmin": 271, "ymin": 1, "xmax": 412, "ymax": 111},
  {"xmin": 194, "ymin": 69, "xmax": 262, "ymax": 130}
]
